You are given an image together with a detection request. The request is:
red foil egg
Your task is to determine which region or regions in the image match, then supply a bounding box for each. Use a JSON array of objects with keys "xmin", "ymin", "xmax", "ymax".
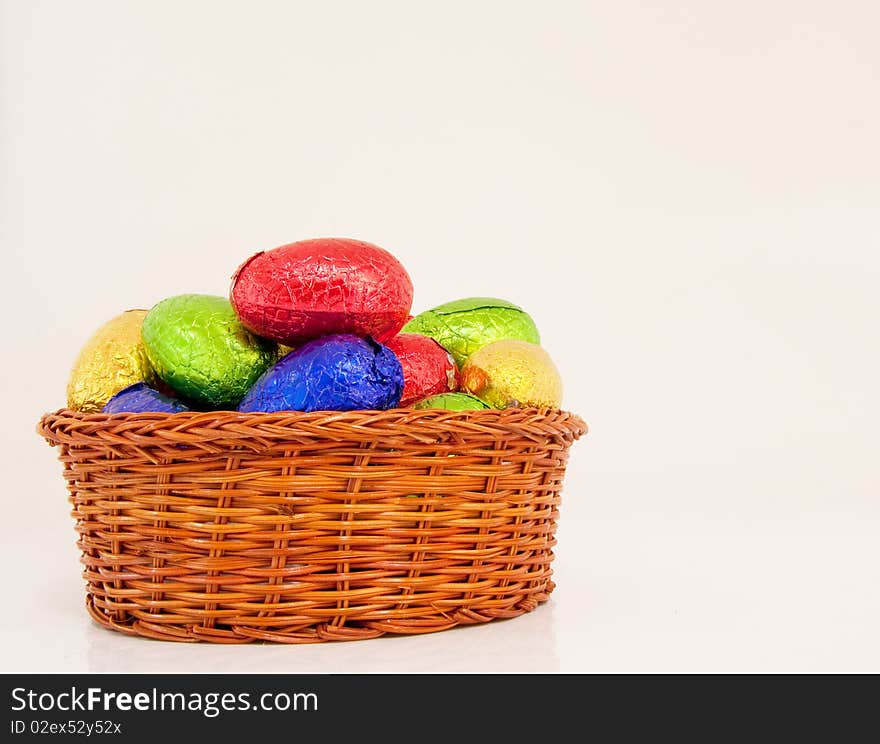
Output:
[
  {"xmin": 384, "ymin": 332, "xmax": 459, "ymax": 406},
  {"xmin": 231, "ymin": 238, "xmax": 413, "ymax": 345}
]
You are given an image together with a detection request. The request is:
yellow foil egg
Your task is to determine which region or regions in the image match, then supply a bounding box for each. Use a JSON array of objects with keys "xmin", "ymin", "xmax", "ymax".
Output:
[
  {"xmin": 460, "ymin": 339, "xmax": 562, "ymax": 409},
  {"xmin": 66, "ymin": 309, "xmax": 156, "ymax": 412}
]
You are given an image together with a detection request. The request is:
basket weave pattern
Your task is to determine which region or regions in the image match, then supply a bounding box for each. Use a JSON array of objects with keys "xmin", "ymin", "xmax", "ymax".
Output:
[{"xmin": 38, "ymin": 407, "xmax": 586, "ymax": 644}]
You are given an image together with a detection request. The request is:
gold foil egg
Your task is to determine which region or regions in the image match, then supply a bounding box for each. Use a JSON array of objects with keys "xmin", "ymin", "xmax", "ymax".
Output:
[
  {"xmin": 66, "ymin": 309, "xmax": 156, "ymax": 412},
  {"xmin": 460, "ymin": 339, "xmax": 562, "ymax": 409}
]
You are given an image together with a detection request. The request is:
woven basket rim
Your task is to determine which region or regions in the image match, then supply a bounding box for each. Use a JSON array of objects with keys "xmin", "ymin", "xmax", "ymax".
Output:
[{"xmin": 38, "ymin": 406, "xmax": 587, "ymax": 449}]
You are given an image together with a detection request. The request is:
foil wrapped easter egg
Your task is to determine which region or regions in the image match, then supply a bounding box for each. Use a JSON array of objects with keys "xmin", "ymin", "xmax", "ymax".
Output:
[
  {"xmin": 102, "ymin": 382, "xmax": 190, "ymax": 414},
  {"xmin": 412, "ymin": 392, "xmax": 490, "ymax": 410},
  {"xmin": 461, "ymin": 339, "xmax": 562, "ymax": 409},
  {"xmin": 230, "ymin": 238, "xmax": 413, "ymax": 345},
  {"xmin": 384, "ymin": 333, "xmax": 458, "ymax": 406},
  {"xmin": 142, "ymin": 294, "xmax": 277, "ymax": 409},
  {"xmin": 66, "ymin": 309, "xmax": 156, "ymax": 412},
  {"xmin": 238, "ymin": 334, "xmax": 403, "ymax": 413},
  {"xmin": 402, "ymin": 297, "xmax": 540, "ymax": 367}
]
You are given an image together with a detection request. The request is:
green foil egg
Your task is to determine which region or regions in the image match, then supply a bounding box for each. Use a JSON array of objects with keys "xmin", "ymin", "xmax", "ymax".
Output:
[
  {"xmin": 141, "ymin": 294, "xmax": 276, "ymax": 408},
  {"xmin": 411, "ymin": 392, "xmax": 490, "ymax": 410},
  {"xmin": 402, "ymin": 297, "xmax": 540, "ymax": 367}
]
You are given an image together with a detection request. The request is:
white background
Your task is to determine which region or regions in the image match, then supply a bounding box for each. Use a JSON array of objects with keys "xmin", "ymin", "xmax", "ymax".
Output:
[{"xmin": 2, "ymin": 0, "xmax": 878, "ymax": 672}]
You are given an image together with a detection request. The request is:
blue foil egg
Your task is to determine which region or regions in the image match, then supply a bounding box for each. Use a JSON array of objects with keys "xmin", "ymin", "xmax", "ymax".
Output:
[
  {"xmin": 102, "ymin": 382, "xmax": 190, "ymax": 414},
  {"xmin": 238, "ymin": 334, "xmax": 404, "ymax": 413}
]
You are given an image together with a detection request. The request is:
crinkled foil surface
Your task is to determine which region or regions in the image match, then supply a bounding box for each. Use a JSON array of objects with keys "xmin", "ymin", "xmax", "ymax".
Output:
[
  {"xmin": 412, "ymin": 392, "xmax": 489, "ymax": 410},
  {"xmin": 66, "ymin": 309, "xmax": 155, "ymax": 412},
  {"xmin": 102, "ymin": 382, "xmax": 190, "ymax": 413},
  {"xmin": 231, "ymin": 238, "xmax": 413, "ymax": 345},
  {"xmin": 402, "ymin": 297, "xmax": 540, "ymax": 367},
  {"xmin": 141, "ymin": 294, "xmax": 276, "ymax": 408},
  {"xmin": 462, "ymin": 339, "xmax": 562, "ymax": 409},
  {"xmin": 384, "ymin": 332, "xmax": 458, "ymax": 406},
  {"xmin": 238, "ymin": 334, "xmax": 403, "ymax": 413}
]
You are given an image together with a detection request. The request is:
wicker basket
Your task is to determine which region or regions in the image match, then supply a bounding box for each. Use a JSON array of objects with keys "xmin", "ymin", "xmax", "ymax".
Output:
[{"xmin": 38, "ymin": 407, "xmax": 586, "ymax": 644}]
